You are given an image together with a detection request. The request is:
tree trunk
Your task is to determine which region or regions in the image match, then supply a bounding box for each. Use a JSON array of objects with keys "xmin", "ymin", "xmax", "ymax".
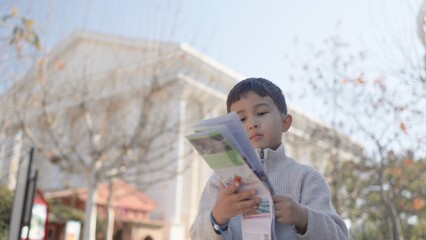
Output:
[
  {"xmin": 106, "ymin": 206, "xmax": 115, "ymax": 240},
  {"xmin": 83, "ymin": 180, "xmax": 98, "ymax": 240},
  {"xmin": 105, "ymin": 180, "xmax": 114, "ymax": 240}
]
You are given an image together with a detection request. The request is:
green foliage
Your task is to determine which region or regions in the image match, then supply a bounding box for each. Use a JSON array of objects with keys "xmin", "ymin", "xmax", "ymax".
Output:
[
  {"xmin": 48, "ymin": 203, "xmax": 85, "ymax": 223},
  {"xmin": 330, "ymin": 153, "xmax": 426, "ymax": 239},
  {"xmin": 47, "ymin": 200, "xmax": 106, "ymax": 239},
  {"xmin": 0, "ymin": 184, "xmax": 13, "ymax": 239},
  {"xmin": 95, "ymin": 217, "xmax": 107, "ymax": 240},
  {"xmin": 1, "ymin": 7, "xmax": 41, "ymax": 52},
  {"xmin": 407, "ymin": 219, "xmax": 426, "ymax": 240}
]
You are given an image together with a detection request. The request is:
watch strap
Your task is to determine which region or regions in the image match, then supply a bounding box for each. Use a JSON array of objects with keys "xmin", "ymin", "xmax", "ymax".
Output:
[{"xmin": 210, "ymin": 211, "xmax": 228, "ymax": 235}]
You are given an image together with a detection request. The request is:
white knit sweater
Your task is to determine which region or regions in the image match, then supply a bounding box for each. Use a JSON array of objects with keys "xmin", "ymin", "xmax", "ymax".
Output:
[{"xmin": 190, "ymin": 144, "xmax": 349, "ymax": 240}]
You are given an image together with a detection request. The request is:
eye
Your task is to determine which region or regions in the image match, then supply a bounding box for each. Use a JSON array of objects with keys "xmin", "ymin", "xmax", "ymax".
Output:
[
  {"xmin": 258, "ymin": 111, "xmax": 268, "ymax": 116},
  {"xmin": 240, "ymin": 117, "xmax": 247, "ymax": 122}
]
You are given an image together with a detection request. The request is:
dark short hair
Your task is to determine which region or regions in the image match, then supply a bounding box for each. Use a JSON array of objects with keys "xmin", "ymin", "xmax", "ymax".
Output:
[{"xmin": 226, "ymin": 78, "xmax": 287, "ymax": 114}]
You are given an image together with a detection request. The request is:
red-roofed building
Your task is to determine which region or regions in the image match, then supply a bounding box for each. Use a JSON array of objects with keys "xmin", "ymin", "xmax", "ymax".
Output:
[{"xmin": 46, "ymin": 179, "xmax": 163, "ymax": 240}]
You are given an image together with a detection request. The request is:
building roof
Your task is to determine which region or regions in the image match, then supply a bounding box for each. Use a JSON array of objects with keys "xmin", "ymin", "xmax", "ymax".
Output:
[{"xmin": 47, "ymin": 179, "xmax": 156, "ymax": 212}]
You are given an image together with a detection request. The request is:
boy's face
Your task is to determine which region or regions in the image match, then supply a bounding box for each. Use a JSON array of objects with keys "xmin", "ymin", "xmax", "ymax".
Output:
[{"xmin": 230, "ymin": 91, "xmax": 292, "ymax": 150}]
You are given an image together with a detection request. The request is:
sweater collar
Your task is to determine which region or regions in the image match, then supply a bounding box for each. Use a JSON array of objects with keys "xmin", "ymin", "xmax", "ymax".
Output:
[{"xmin": 255, "ymin": 144, "xmax": 286, "ymax": 162}]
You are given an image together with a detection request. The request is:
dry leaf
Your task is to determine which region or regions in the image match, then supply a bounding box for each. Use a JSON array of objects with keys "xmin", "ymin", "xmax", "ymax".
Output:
[{"xmin": 400, "ymin": 122, "xmax": 408, "ymax": 134}]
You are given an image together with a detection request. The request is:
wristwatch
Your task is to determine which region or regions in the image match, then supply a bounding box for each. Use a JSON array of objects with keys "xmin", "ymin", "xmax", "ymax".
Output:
[{"xmin": 210, "ymin": 211, "xmax": 228, "ymax": 235}]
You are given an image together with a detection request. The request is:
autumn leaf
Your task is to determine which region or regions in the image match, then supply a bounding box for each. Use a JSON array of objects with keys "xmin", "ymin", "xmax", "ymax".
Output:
[
  {"xmin": 400, "ymin": 122, "xmax": 408, "ymax": 134},
  {"xmin": 392, "ymin": 167, "xmax": 402, "ymax": 177},
  {"xmin": 22, "ymin": 18, "xmax": 34, "ymax": 29},
  {"xmin": 37, "ymin": 76, "xmax": 46, "ymax": 85},
  {"xmin": 355, "ymin": 74, "xmax": 365, "ymax": 84},
  {"xmin": 413, "ymin": 197, "xmax": 425, "ymax": 211},
  {"xmin": 54, "ymin": 60, "xmax": 65, "ymax": 70},
  {"xmin": 11, "ymin": 6, "xmax": 18, "ymax": 17},
  {"xmin": 374, "ymin": 77, "xmax": 386, "ymax": 91},
  {"xmin": 32, "ymin": 95, "xmax": 40, "ymax": 109},
  {"xmin": 37, "ymin": 58, "xmax": 44, "ymax": 66},
  {"xmin": 395, "ymin": 106, "xmax": 405, "ymax": 112},
  {"xmin": 403, "ymin": 157, "xmax": 413, "ymax": 166}
]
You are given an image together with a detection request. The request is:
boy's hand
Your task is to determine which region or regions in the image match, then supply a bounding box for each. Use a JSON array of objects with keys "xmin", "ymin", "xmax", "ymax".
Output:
[
  {"xmin": 273, "ymin": 195, "xmax": 308, "ymax": 234},
  {"xmin": 212, "ymin": 181, "xmax": 260, "ymax": 225}
]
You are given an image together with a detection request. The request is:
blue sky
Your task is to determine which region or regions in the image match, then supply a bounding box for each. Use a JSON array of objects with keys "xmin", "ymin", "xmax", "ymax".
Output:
[
  {"xmin": 2, "ymin": 0, "xmax": 421, "ymax": 101},
  {"xmin": 1, "ymin": 0, "xmax": 424, "ymax": 152},
  {"xmin": 2, "ymin": 1, "xmax": 421, "ymax": 78}
]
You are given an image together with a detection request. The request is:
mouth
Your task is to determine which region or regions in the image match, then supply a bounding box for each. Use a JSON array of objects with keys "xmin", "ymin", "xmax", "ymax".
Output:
[{"xmin": 249, "ymin": 133, "xmax": 263, "ymax": 141}]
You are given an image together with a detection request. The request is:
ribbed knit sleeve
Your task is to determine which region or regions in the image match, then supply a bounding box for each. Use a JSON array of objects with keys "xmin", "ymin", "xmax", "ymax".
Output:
[
  {"xmin": 294, "ymin": 169, "xmax": 349, "ymax": 240},
  {"xmin": 190, "ymin": 175, "xmax": 235, "ymax": 240},
  {"xmin": 262, "ymin": 145, "xmax": 349, "ymax": 240}
]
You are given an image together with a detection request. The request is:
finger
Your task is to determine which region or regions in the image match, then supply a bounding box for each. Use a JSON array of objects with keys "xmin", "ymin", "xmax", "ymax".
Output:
[
  {"xmin": 236, "ymin": 199, "xmax": 259, "ymax": 212},
  {"xmin": 242, "ymin": 204, "xmax": 260, "ymax": 215},
  {"xmin": 275, "ymin": 200, "xmax": 293, "ymax": 211},
  {"xmin": 244, "ymin": 205, "xmax": 260, "ymax": 215},
  {"xmin": 275, "ymin": 217, "xmax": 288, "ymax": 224},
  {"xmin": 219, "ymin": 181, "xmax": 225, "ymax": 190},
  {"xmin": 272, "ymin": 195, "xmax": 286, "ymax": 203},
  {"xmin": 233, "ymin": 189, "xmax": 256, "ymax": 202},
  {"xmin": 223, "ymin": 181, "xmax": 240, "ymax": 194}
]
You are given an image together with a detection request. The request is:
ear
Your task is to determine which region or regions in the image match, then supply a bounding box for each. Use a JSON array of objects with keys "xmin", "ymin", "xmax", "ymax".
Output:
[{"xmin": 282, "ymin": 114, "xmax": 292, "ymax": 132}]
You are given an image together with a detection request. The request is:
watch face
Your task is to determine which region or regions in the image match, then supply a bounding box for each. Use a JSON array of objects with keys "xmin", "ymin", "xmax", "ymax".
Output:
[{"xmin": 214, "ymin": 224, "xmax": 220, "ymax": 231}]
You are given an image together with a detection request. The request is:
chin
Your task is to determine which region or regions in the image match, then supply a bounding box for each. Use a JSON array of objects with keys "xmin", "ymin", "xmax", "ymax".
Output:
[{"xmin": 252, "ymin": 143, "xmax": 266, "ymax": 149}]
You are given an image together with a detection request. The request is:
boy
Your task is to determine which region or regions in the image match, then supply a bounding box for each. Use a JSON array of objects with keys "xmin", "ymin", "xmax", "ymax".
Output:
[{"xmin": 190, "ymin": 78, "xmax": 349, "ymax": 239}]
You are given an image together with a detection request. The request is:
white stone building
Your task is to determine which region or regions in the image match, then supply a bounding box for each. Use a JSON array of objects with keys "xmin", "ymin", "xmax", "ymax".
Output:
[{"xmin": 0, "ymin": 31, "xmax": 361, "ymax": 240}]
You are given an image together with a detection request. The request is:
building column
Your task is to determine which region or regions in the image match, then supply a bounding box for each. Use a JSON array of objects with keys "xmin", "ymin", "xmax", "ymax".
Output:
[
  {"xmin": 166, "ymin": 99, "xmax": 187, "ymax": 240},
  {"xmin": 9, "ymin": 132, "xmax": 23, "ymax": 190}
]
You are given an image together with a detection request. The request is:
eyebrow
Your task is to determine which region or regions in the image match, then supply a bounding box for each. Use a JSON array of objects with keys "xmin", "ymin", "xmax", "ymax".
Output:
[{"xmin": 235, "ymin": 102, "xmax": 271, "ymax": 114}]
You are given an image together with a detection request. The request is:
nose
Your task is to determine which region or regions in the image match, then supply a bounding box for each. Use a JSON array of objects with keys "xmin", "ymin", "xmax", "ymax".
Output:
[{"xmin": 248, "ymin": 118, "xmax": 259, "ymax": 129}]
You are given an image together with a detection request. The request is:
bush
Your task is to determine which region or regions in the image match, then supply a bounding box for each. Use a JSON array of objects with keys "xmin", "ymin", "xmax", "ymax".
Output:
[{"xmin": 0, "ymin": 184, "xmax": 13, "ymax": 239}]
